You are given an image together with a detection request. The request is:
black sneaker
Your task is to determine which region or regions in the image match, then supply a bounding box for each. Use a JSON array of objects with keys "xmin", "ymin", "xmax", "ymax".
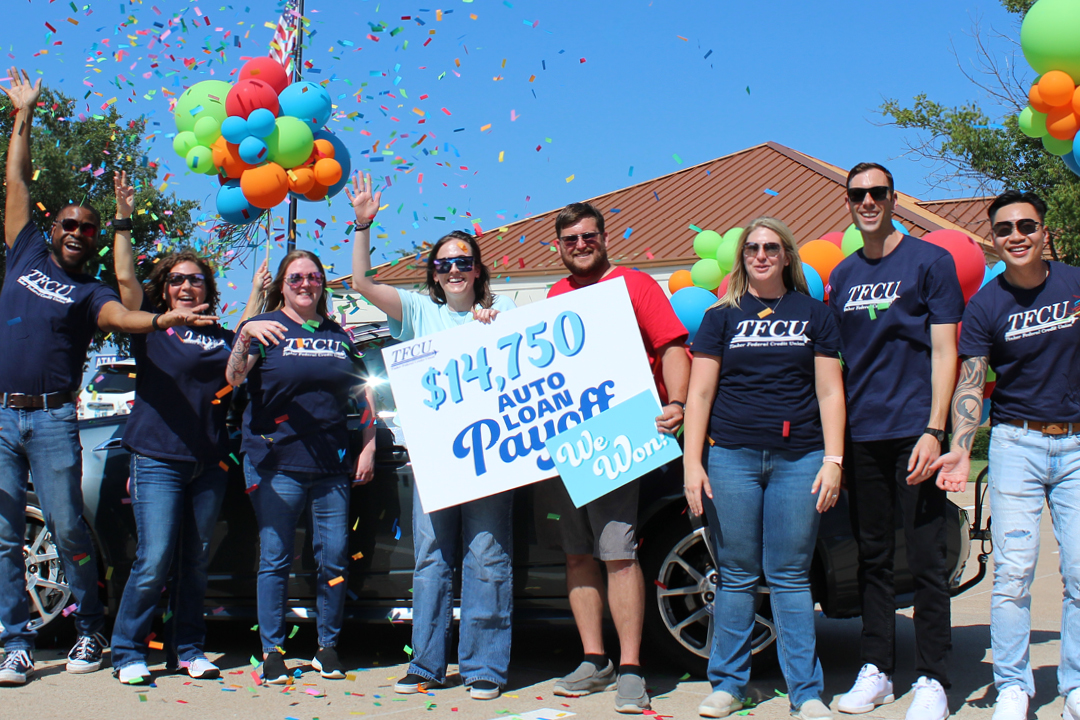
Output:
[
  {"xmin": 0, "ymin": 649, "xmax": 35, "ymax": 685},
  {"xmin": 469, "ymin": 680, "xmax": 501, "ymax": 700},
  {"xmin": 66, "ymin": 633, "xmax": 107, "ymax": 674},
  {"xmin": 311, "ymin": 647, "xmax": 346, "ymax": 679},
  {"xmin": 262, "ymin": 652, "xmax": 289, "ymax": 685},
  {"xmin": 394, "ymin": 673, "xmax": 430, "ymax": 694}
]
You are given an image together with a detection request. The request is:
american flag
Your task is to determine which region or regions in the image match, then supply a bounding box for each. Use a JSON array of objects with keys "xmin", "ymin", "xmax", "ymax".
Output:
[{"xmin": 268, "ymin": 0, "xmax": 300, "ymax": 76}]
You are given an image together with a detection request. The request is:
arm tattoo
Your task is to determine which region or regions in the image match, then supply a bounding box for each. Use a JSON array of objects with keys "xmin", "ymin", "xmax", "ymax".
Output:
[
  {"xmin": 951, "ymin": 356, "xmax": 988, "ymax": 453},
  {"xmin": 227, "ymin": 333, "xmax": 252, "ymax": 382}
]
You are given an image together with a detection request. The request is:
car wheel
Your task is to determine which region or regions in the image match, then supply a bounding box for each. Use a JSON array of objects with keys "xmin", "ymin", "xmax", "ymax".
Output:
[
  {"xmin": 24, "ymin": 495, "xmax": 72, "ymax": 632},
  {"xmin": 641, "ymin": 512, "xmax": 778, "ymax": 676}
]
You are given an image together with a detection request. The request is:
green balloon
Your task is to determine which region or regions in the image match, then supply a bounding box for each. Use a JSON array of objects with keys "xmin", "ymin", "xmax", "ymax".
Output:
[
  {"xmin": 841, "ymin": 224, "xmax": 864, "ymax": 257},
  {"xmin": 1018, "ymin": 106, "xmax": 1048, "ymax": 138},
  {"xmin": 194, "ymin": 115, "xmax": 221, "ymax": 146},
  {"xmin": 693, "ymin": 230, "xmax": 722, "ymax": 260},
  {"xmin": 173, "ymin": 80, "xmax": 233, "ymax": 133},
  {"xmin": 722, "ymin": 227, "xmax": 744, "ymax": 245},
  {"xmin": 1021, "ymin": 0, "xmax": 1080, "ymax": 82},
  {"xmin": 715, "ymin": 236, "xmax": 739, "ymax": 275},
  {"xmin": 690, "ymin": 258, "xmax": 724, "ymax": 291},
  {"xmin": 1043, "ymin": 134, "xmax": 1074, "ymax": 156},
  {"xmin": 266, "ymin": 116, "xmax": 315, "ymax": 169},
  {"xmin": 185, "ymin": 145, "xmax": 216, "ymax": 175},
  {"xmin": 172, "ymin": 130, "xmax": 198, "ymax": 159}
]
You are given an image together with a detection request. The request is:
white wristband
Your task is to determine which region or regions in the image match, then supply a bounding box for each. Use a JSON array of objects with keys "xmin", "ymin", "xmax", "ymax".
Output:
[{"xmin": 823, "ymin": 455, "xmax": 843, "ymax": 467}]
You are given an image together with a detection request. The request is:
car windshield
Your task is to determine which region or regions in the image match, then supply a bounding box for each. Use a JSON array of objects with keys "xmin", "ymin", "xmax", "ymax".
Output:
[
  {"xmin": 349, "ymin": 328, "xmax": 398, "ymax": 415},
  {"xmin": 88, "ymin": 366, "xmax": 136, "ymax": 394}
]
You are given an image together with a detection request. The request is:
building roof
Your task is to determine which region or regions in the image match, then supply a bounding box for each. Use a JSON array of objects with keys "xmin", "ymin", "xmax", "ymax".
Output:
[
  {"xmin": 331, "ymin": 141, "xmax": 997, "ymax": 289},
  {"xmin": 916, "ymin": 197, "xmax": 993, "ymax": 242}
]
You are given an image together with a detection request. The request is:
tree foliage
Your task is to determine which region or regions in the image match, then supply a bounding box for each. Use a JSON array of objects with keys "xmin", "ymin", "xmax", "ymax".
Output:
[{"xmin": 879, "ymin": 0, "xmax": 1080, "ymax": 264}]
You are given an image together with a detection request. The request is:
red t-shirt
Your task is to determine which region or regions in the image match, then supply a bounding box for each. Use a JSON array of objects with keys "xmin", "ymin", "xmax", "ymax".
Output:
[{"xmin": 548, "ymin": 266, "xmax": 688, "ymax": 402}]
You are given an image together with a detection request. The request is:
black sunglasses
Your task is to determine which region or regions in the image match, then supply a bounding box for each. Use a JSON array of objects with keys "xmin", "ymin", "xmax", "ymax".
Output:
[
  {"xmin": 992, "ymin": 219, "xmax": 1041, "ymax": 238},
  {"xmin": 433, "ymin": 256, "xmax": 475, "ymax": 274},
  {"xmin": 846, "ymin": 186, "xmax": 891, "ymax": 204},
  {"xmin": 166, "ymin": 272, "xmax": 206, "ymax": 288},
  {"xmin": 559, "ymin": 232, "xmax": 602, "ymax": 246},
  {"xmin": 58, "ymin": 218, "xmax": 99, "ymax": 237}
]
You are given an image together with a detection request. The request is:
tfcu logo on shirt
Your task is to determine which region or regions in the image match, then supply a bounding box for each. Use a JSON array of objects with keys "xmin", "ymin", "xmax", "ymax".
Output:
[
  {"xmin": 1005, "ymin": 300, "xmax": 1078, "ymax": 341},
  {"xmin": 18, "ymin": 269, "xmax": 75, "ymax": 304},
  {"xmin": 729, "ymin": 319, "xmax": 810, "ymax": 348},
  {"xmin": 176, "ymin": 329, "xmax": 228, "ymax": 352},
  {"xmin": 282, "ymin": 337, "xmax": 348, "ymax": 359},
  {"xmin": 843, "ymin": 281, "xmax": 902, "ymax": 312}
]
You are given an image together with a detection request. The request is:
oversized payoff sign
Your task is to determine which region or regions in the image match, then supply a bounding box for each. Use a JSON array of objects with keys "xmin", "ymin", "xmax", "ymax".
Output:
[{"xmin": 382, "ymin": 279, "xmax": 662, "ymax": 513}]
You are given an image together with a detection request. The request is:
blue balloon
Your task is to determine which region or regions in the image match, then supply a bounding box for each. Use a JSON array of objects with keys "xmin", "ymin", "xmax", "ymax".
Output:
[
  {"xmin": 216, "ymin": 181, "xmax": 260, "ymax": 225},
  {"xmin": 220, "ymin": 115, "xmax": 250, "ymax": 145},
  {"xmin": 981, "ymin": 398, "xmax": 991, "ymax": 426},
  {"xmin": 982, "ymin": 260, "xmax": 1006, "ymax": 288},
  {"xmin": 1065, "ymin": 148, "xmax": 1080, "ymax": 177},
  {"xmin": 670, "ymin": 286, "xmax": 718, "ymax": 344},
  {"xmin": 802, "ymin": 263, "xmax": 825, "ymax": 301},
  {"xmin": 313, "ymin": 128, "xmax": 352, "ymax": 199},
  {"xmin": 238, "ymin": 136, "xmax": 269, "ymax": 165},
  {"xmin": 279, "ymin": 81, "xmax": 332, "ymax": 130},
  {"xmin": 892, "ymin": 218, "xmax": 908, "ymax": 234},
  {"xmin": 247, "ymin": 107, "xmax": 277, "ymax": 138}
]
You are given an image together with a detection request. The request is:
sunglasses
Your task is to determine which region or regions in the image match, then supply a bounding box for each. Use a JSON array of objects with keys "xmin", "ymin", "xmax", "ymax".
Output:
[
  {"xmin": 58, "ymin": 218, "xmax": 99, "ymax": 237},
  {"xmin": 743, "ymin": 242, "xmax": 783, "ymax": 258},
  {"xmin": 432, "ymin": 256, "xmax": 476, "ymax": 274},
  {"xmin": 846, "ymin": 186, "xmax": 891, "ymax": 204},
  {"xmin": 992, "ymin": 219, "xmax": 1041, "ymax": 238},
  {"xmin": 559, "ymin": 232, "xmax": 602, "ymax": 246},
  {"xmin": 166, "ymin": 272, "xmax": 206, "ymax": 288},
  {"xmin": 285, "ymin": 272, "xmax": 325, "ymax": 287}
]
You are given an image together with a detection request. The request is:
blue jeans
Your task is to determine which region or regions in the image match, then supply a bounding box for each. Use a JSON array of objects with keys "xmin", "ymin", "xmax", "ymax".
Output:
[
  {"xmin": 703, "ymin": 445, "xmax": 824, "ymax": 710},
  {"xmin": 0, "ymin": 403, "xmax": 105, "ymax": 650},
  {"xmin": 988, "ymin": 423, "xmax": 1080, "ymax": 698},
  {"xmin": 111, "ymin": 455, "xmax": 227, "ymax": 670},
  {"xmin": 244, "ymin": 457, "xmax": 349, "ymax": 654},
  {"xmin": 409, "ymin": 484, "xmax": 513, "ymax": 687}
]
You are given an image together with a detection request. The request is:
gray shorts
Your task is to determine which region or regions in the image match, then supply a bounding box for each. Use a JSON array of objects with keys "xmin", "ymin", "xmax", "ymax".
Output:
[{"xmin": 534, "ymin": 477, "xmax": 639, "ymax": 561}]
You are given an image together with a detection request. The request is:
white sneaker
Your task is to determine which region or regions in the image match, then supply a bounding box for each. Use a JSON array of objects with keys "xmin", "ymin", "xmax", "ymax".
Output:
[
  {"xmin": 838, "ymin": 664, "xmax": 895, "ymax": 714},
  {"xmin": 991, "ymin": 685, "xmax": 1028, "ymax": 720},
  {"xmin": 1064, "ymin": 688, "xmax": 1080, "ymax": 720},
  {"xmin": 698, "ymin": 689, "xmax": 742, "ymax": 718},
  {"xmin": 185, "ymin": 657, "xmax": 220, "ymax": 679},
  {"xmin": 117, "ymin": 662, "xmax": 151, "ymax": 685},
  {"xmin": 905, "ymin": 677, "xmax": 949, "ymax": 720},
  {"xmin": 797, "ymin": 698, "xmax": 834, "ymax": 720}
]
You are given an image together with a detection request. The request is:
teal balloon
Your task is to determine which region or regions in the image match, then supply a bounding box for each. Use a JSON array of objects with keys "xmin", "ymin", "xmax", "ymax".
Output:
[
  {"xmin": 216, "ymin": 180, "xmax": 260, "ymax": 225},
  {"xmin": 172, "ymin": 131, "xmax": 198, "ymax": 159},
  {"xmin": 802, "ymin": 263, "xmax": 824, "ymax": 301},
  {"xmin": 266, "ymin": 116, "xmax": 315, "ymax": 169},
  {"xmin": 715, "ymin": 231, "xmax": 741, "ymax": 275},
  {"xmin": 247, "ymin": 108, "xmax": 277, "ymax": 138},
  {"xmin": 313, "ymin": 128, "xmax": 352, "ymax": 198},
  {"xmin": 238, "ymin": 136, "xmax": 269, "ymax": 165},
  {"xmin": 1043, "ymin": 134, "xmax": 1073, "ymax": 156},
  {"xmin": 690, "ymin": 258, "xmax": 724, "ymax": 291},
  {"xmin": 693, "ymin": 230, "xmax": 722, "ymax": 260},
  {"xmin": 982, "ymin": 260, "xmax": 1006, "ymax": 288},
  {"xmin": 278, "ymin": 81, "xmax": 333, "ymax": 129},
  {"xmin": 670, "ymin": 286, "xmax": 718, "ymax": 344},
  {"xmin": 1019, "ymin": 106, "xmax": 1049, "ymax": 138},
  {"xmin": 1021, "ymin": 0, "xmax": 1080, "ymax": 82},
  {"xmin": 173, "ymin": 80, "xmax": 233, "ymax": 133},
  {"xmin": 892, "ymin": 218, "xmax": 908, "ymax": 234},
  {"xmin": 841, "ymin": 224, "xmax": 864, "ymax": 256},
  {"xmin": 193, "ymin": 115, "xmax": 221, "ymax": 146},
  {"xmin": 185, "ymin": 145, "xmax": 215, "ymax": 175},
  {"xmin": 1064, "ymin": 148, "xmax": 1080, "ymax": 176},
  {"xmin": 221, "ymin": 115, "xmax": 250, "ymax": 144}
]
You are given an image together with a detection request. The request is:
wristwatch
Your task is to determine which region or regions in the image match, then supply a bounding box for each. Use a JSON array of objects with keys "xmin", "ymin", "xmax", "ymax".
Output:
[
  {"xmin": 923, "ymin": 427, "xmax": 947, "ymax": 442},
  {"xmin": 113, "ymin": 217, "xmax": 133, "ymax": 232}
]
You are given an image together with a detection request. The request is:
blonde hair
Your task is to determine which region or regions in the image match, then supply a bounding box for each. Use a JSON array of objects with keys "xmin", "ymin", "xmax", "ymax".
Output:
[{"xmin": 714, "ymin": 217, "xmax": 809, "ymax": 309}]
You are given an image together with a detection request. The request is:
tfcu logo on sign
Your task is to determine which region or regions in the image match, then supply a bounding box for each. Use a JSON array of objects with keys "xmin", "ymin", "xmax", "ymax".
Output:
[{"xmin": 389, "ymin": 339, "xmax": 437, "ymax": 368}]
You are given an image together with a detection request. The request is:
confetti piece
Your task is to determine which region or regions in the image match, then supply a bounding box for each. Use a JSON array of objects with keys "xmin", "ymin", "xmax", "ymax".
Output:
[
  {"xmin": 329, "ymin": 576, "xmax": 345, "ymax": 587},
  {"xmin": 566, "ymin": 174, "xmax": 575, "ymax": 183},
  {"xmin": 149, "ymin": 641, "xmax": 164, "ymax": 650},
  {"xmin": 764, "ymin": 188, "xmax": 779, "ymax": 196},
  {"xmin": 624, "ymin": 228, "xmax": 633, "ymax": 239},
  {"xmin": 62, "ymin": 603, "xmax": 78, "ymax": 617},
  {"xmin": 547, "ymin": 513, "xmax": 560, "ymax": 520},
  {"xmin": 6, "ymin": 317, "xmax": 21, "ymax": 326},
  {"xmin": 404, "ymin": 645, "xmax": 413, "ymax": 656},
  {"xmin": 289, "ymin": 625, "xmax": 299, "ymax": 639},
  {"xmin": 352, "ymin": 551, "xmax": 365, "ymax": 560},
  {"xmin": 275, "ymin": 415, "xmax": 289, "ymax": 424}
]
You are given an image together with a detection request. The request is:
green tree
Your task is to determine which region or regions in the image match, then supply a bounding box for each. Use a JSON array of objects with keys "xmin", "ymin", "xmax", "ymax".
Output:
[
  {"xmin": 1, "ymin": 86, "xmax": 200, "ymax": 351},
  {"xmin": 879, "ymin": 0, "xmax": 1080, "ymax": 264}
]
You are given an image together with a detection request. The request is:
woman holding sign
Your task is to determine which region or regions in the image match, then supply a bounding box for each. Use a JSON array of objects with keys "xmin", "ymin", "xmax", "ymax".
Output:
[
  {"xmin": 347, "ymin": 173, "xmax": 515, "ymax": 701},
  {"xmin": 683, "ymin": 217, "xmax": 845, "ymax": 720},
  {"xmin": 226, "ymin": 249, "xmax": 375, "ymax": 684}
]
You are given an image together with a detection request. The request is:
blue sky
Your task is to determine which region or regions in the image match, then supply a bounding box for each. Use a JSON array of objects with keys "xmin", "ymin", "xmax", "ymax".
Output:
[{"xmin": 5, "ymin": 0, "xmax": 1022, "ymax": 315}]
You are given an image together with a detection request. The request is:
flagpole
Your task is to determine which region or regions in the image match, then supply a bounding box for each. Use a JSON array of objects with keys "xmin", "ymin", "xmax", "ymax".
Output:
[{"xmin": 286, "ymin": 0, "xmax": 304, "ymax": 254}]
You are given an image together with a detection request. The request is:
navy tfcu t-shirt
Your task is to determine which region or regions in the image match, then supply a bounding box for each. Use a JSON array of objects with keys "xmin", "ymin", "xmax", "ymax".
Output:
[
  {"xmin": 123, "ymin": 299, "xmax": 235, "ymax": 463},
  {"xmin": 828, "ymin": 236, "xmax": 965, "ymax": 442},
  {"xmin": 959, "ymin": 261, "xmax": 1080, "ymax": 424},
  {"xmin": 692, "ymin": 291, "xmax": 841, "ymax": 453},
  {"xmin": 0, "ymin": 222, "xmax": 119, "ymax": 395},
  {"xmin": 241, "ymin": 310, "xmax": 363, "ymax": 474}
]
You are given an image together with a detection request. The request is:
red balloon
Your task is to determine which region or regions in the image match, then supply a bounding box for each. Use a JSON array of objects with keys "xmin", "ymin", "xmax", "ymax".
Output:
[
  {"xmin": 820, "ymin": 231, "xmax": 844, "ymax": 248},
  {"xmin": 239, "ymin": 57, "xmax": 290, "ymax": 95},
  {"xmin": 922, "ymin": 229, "xmax": 986, "ymax": 303},
  {"xmin": 226, "ymin": 79, "xmax": 279, "ymax": 120},
  {"xmin": 716, "ymin": 274, "xmax": 731, "ymax": 298}
]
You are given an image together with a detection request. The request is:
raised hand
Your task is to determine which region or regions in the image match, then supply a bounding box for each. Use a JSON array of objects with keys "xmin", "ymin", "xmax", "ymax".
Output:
[
  {"xmin": 0, "ymin": 67, "xmax": 42, "ymax": 113},
  {"xmin": 344, "ymin": 172, "xmax": 382, "ymax": 225},
  {"xmin": 114, "ymin": 170, "xmax": 135, "ymax": 220},
  {"xmin": 252, "ymin": 258, "xmax": 272, "ymax": 294}
]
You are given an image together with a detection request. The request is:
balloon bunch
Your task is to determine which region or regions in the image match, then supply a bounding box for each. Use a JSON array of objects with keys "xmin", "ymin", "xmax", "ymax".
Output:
[
  {"xmin": 1018, "ymin": 0, "xmax": 1080, "ymax": 174},
  {"xmin": 170, "ymin": 57, "xmax": 352, "ymax": 225}
]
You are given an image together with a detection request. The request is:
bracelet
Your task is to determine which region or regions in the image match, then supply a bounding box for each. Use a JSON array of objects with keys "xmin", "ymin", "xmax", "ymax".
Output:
[
  {"xmin": 151, "ymin": 314, "xmax": 162, "ymax": 331},
  {"xmin": 354, "ymin": 219, "xmax": 374, "ymax": 231},
  {"xmin": 667, "ymin": 400, "xmax": 685, "ymax": 410},
  {"xmin": 823, "ymin": 455, "xmax": 844, "ymax": 467},
  {"xmin": 112, "ymin": 217, "xmax": 133, "ymax": 232}
]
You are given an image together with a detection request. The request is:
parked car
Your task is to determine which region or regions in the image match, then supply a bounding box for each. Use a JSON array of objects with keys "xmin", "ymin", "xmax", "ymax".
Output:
[
  {"xmin": 23, "ymin": 322, "xmax": 988, "ymax": 674},
  {"xmin": 76, "ymin": 357, "xmax": 136, "ymax": 420}
]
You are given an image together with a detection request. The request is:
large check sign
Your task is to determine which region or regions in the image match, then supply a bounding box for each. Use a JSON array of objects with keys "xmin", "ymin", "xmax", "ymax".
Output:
[{"xmin": 383, "ymin": 278, "xmax": 658, "ymax": 512}]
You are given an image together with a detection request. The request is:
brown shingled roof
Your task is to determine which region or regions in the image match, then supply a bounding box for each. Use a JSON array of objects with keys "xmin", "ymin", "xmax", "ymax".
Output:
[
  {"xmin": 917, "ymin": 197, "xmax": 994, "ymax": 243},
  {"xmin": 332, "ymin": 141, "xmax": 996, "ymax": 289}
]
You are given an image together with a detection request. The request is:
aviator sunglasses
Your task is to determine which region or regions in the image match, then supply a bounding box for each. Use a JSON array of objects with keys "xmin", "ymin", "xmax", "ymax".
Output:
[
  {"xmin": 433, "ymin": 256, "xmax": 475, "ymax": 274},
  {"xmin": 285, "ymin": 272, "xmax": 325, "ymax": 287},
  {"xmin": 846, "ymin": 186, "xmax": 891, "ymax": 204},
  {"xmin": 743, "ymin": 242, "xmax": 783, "ymax": 258},
  {"xmin": 559, "ymin": 232, "xmax": 602, "ymax": 247},
  {"xmin": 992, "ymin": 219, "xmax": 1041, "ymax": 239},
  {"xmin": 58, "ymin": 218, "xmax": 99, "ymax": 237},
  {"xmin": 166, "ymin": 272, "xmax": 206, "ymax": 287}
]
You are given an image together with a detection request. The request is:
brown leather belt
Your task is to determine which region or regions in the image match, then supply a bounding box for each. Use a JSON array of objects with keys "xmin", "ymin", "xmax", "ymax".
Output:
[
  {"xmin": 1005, "ymin": 418, "xmax": 1080, "ymax": 436},
  {"xmin": 0, "ymin": 392, "xmax": 78, "ymax": 410}
]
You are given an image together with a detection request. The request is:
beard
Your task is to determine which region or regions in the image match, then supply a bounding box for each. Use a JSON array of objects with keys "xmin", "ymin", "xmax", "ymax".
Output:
[
  {"xmin": 51, "ymin": 234, "xmax": 91, "ymax": 272},
  {"xmin": 564, "ymin": 247, "xmax": 608, "ymax": 278}
]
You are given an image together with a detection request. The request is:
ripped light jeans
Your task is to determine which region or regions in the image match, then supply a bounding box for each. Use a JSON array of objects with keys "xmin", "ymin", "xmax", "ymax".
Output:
[{"xmin": 988, "ymin": 422, "xmax": 1080, "ymax": 698}]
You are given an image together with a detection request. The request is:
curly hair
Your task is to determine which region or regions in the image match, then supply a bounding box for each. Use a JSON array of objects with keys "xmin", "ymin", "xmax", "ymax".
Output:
[
  {"xmin": 143, "ymin": 249, "xmax": 220, "ymax": 314},
  {"xmin": 424, "ymin": 230, "xmax": 494, "ymax": 309},
  {"xmin": 263, "ymin": 249, "xmax": 330, "ymax": 317}
]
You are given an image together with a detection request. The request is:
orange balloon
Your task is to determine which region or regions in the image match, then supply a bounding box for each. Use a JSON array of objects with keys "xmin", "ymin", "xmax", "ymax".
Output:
[
  {"xmin": 1029, "ymin": 83, "xmax": 1053, "ymax": 114},
  {"xmin": 304, "ymin": 182, "xmax": 329, "ymax": 202},
  {"xmin": 1039, "ymin": 70, "xmax": 1075, "ymax": 108},
  {"xmin": 799, "ymin": 239, "xmax": 846, "ymax": 285},
  {"xmin": 1046, "ymin": 106, "xmax": 1080, "ymax": 141},
  {"xmin": 211, "ymin": 137, "xmax": 252, "ymax": 179},
  {"xmin": 668, "ymin": 269, "xmax": 694, "ymax": 294},
  {"xmin": 1070, "ymin": 86, "xmax": 1080, "ymax": 116},
  {"xmin": 313, "ymin": 158, "xmax": 342, "ymax": 186},
  {"xmin": 287, "ymin": 167, "xmax": 316, "ymax": 194},
  {"xmin": 241, "ymin": 162, "xmax": 289, "ymax": 209},
  {"xmin": 312, "ymin": 138, "xmax": 336, "ymax": 160}
]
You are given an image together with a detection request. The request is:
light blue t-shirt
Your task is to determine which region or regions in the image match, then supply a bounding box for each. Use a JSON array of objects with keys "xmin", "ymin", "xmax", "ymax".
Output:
[{"xmin": 389, "ymin": 287, "xmax": 517, "ymax": 341}]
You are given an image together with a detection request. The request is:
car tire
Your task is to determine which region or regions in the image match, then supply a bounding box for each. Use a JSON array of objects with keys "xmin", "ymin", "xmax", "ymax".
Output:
[
  {"xmin": 640, "ymin": 510, "xmax": 778, "ymax": 676},
  {"xmin": 24, "ymin": 493, "xmax": 73, "ymax": 632}
]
